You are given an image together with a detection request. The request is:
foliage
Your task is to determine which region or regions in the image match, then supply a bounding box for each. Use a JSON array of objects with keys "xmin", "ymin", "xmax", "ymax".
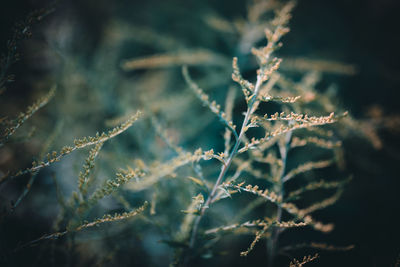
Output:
[{"xmin": 0, "ymin": 0, "xmax": 395, "ymax": 266}]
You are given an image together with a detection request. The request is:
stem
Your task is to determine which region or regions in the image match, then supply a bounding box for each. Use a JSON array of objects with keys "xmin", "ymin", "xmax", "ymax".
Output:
[
  {"xmin": 188, "ymin": 76, "xmax": 263, "ymax": 251},
  {"xmin": 267, "ymin": 130, "xmax": 292, "ymax": 267}
]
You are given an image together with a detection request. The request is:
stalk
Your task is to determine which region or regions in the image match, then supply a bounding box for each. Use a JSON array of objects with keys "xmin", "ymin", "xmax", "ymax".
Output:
[
  {"xmin": 267, "ymin": 130, "xmax": 292, "ymax": 266},
  {"xmin": 188, "ymin": 75, "xmax": 263, "ymax": 250}
]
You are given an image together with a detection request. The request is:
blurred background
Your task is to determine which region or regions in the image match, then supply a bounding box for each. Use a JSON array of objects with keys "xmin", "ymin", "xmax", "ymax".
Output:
[{"xmin": 0, "ymin": 0, "xmax": 399, "ymax": 266}]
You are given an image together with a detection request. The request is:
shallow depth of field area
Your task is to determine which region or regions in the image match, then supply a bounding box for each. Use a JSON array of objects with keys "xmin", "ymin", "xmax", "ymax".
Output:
[{"xmin": 0, "ymin": 0, "xmax": 399, "ymax": 266}]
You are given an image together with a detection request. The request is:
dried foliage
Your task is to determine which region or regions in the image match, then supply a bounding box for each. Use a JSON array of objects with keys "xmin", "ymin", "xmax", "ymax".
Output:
[{"xmin": 1, "ymin": 0, "xmax": 392, "ymax": 266}]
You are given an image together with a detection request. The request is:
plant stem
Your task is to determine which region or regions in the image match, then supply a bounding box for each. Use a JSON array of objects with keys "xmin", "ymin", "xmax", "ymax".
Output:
[
  {"xmin": 267, "ymin": 130, "xmax": 292, "ymax": 266},
  {"xmin": 188, "ymin": 75, "xmax": 263, "ymax": 252}
]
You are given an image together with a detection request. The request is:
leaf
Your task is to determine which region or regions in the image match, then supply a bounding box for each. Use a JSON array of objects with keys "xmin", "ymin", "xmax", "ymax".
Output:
[{"xmin": 187, "ymin": 176, "xmax": 204, "ymax": 186}]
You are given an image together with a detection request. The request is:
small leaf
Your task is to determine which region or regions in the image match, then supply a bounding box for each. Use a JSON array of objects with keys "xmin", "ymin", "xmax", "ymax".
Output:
[{"xmin": 187, "ymin": 176, "xmax": 204, "ymax": 186}]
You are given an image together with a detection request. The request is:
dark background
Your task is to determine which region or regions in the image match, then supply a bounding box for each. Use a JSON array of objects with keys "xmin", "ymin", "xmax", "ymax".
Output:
[{"xmin": 1, "ymin": 0, "xmax": 400, "ymax": 266}]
